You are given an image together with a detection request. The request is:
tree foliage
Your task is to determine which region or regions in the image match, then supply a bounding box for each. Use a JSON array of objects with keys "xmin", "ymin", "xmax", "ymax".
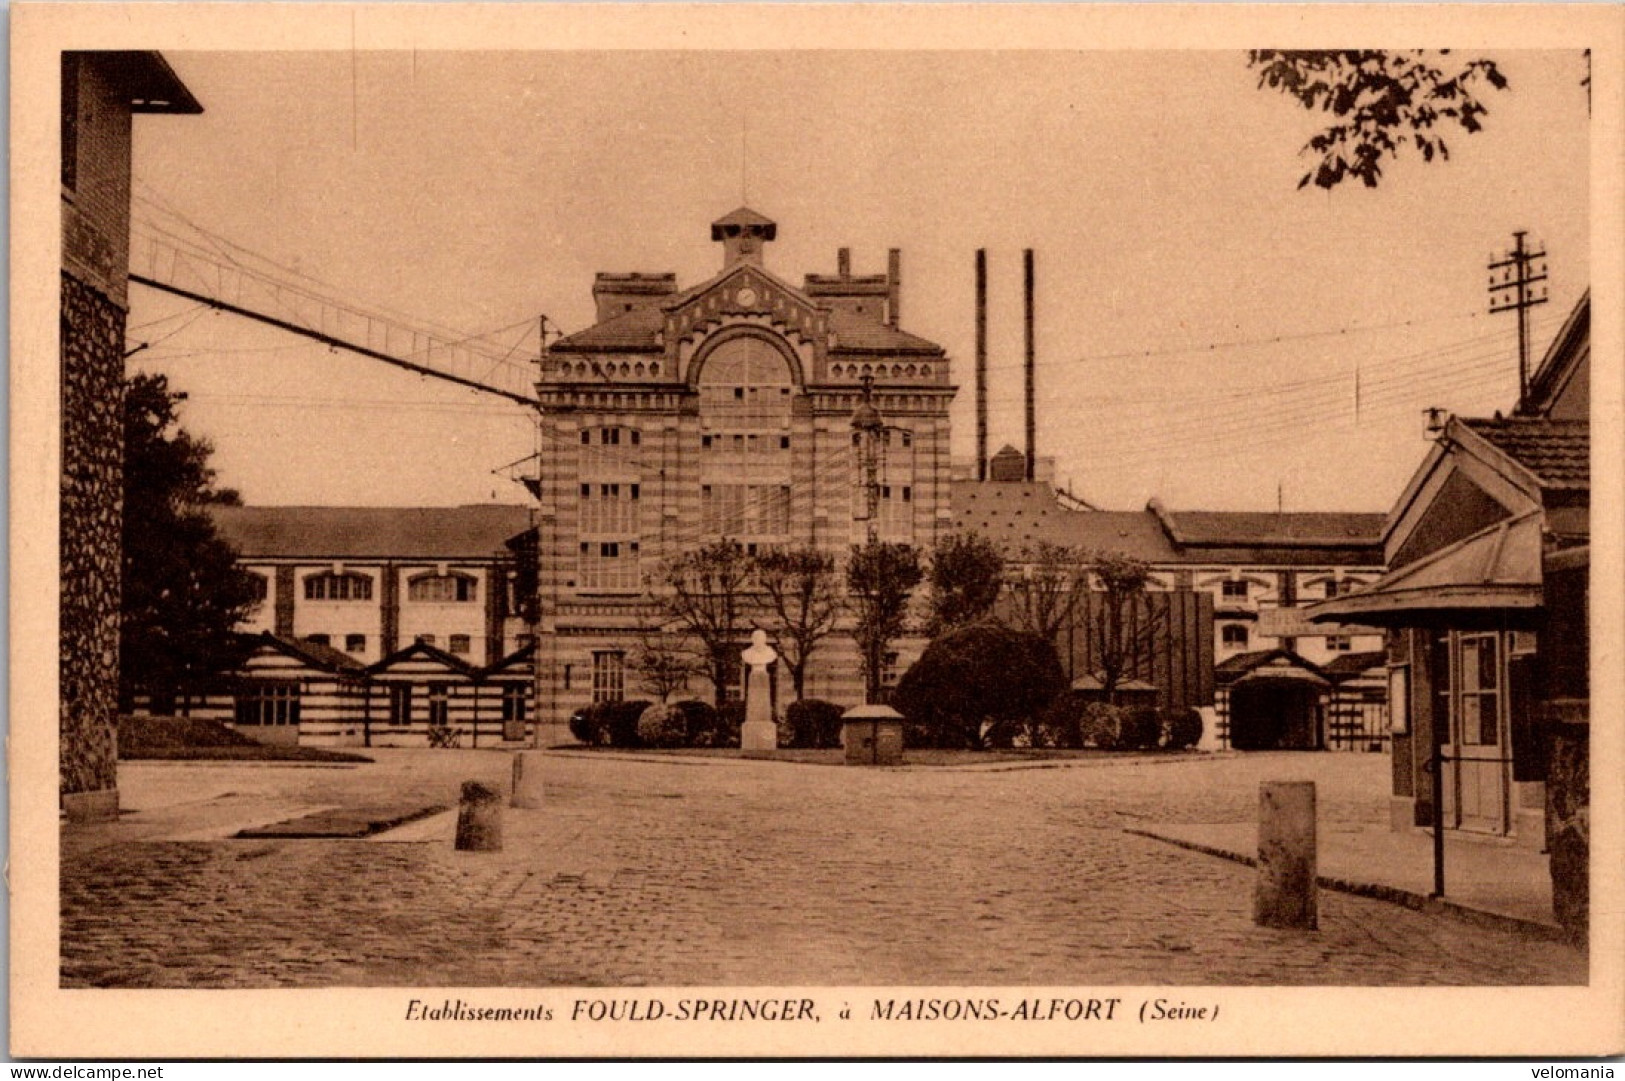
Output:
[
  {"xmin": 1088, "ymin": 551, "xmax": 1165, "ymax": 701},
  {"xmin": 845, "ymin": 539, "xmax": 924, "ymax": 704},
  {"xmin": 651, "ymin": 539, "xmax": 752, "ymax": 708},
  {"xmin": 893, "ymin": 622, "xmax": 1067, "ymax": 750},
  {"xmin": 1005, "ymin": 541, "xmax": 1089, "ymax": 646},
  {"xmin": 120, "ymin": 373, "xmax": 260, "ymax": 711},
  {"xmin": 925, "ymin": 531, "xmax": 1006, "ymax": 638},
  {"xmin": 752, "ymin": 545, "xmax": 843, "ymax": 702},
  {"xmin": 623, "ymin": 627, "xmax": 704, "ymax": 703},
  {"xmin": 1248, "ymin": 50, "xmax": 1508, "ymax": 190}
]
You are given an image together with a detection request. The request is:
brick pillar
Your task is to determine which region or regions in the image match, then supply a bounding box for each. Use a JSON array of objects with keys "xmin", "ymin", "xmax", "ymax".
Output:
[
  {"xmin": 381, "ymin": 563, "xmax": 399, "ymax": 655},
  {"xmin": 274, "ymin": 566, "xmax": 296, "ymax": 635}
]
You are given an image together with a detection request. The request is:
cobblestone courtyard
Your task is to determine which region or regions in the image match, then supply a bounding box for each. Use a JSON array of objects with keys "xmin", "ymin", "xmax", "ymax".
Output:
[{"xmin": 61, "ymin": 750, "xmax": 1586, "ymax": 987}]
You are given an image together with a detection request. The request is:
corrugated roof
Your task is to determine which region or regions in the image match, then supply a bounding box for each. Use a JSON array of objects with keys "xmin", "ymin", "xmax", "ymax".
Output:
[
  {"xmin": 212, "ymin": 505, "xmax": 534, "ymax": 560},
  {"xmin": 1463, "ymin": 417, "xmax": 1589, "ymax": 491},
  {"xmin": 1159, "ymin": 509, "xmax": 1386, "ymax": 547},
  {"xmin": 1323, "ymin": 651, "xmax": 1388, "ymax": 678}
]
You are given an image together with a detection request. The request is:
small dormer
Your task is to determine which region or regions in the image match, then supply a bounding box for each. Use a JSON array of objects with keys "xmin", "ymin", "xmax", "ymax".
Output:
[
  {"xmin": 592, "ymin": 272, "xmax": 678, "ymax": 323},
  {"xmin": 711, "ymin": 207, "xmax": 777, "ymax": 267}
]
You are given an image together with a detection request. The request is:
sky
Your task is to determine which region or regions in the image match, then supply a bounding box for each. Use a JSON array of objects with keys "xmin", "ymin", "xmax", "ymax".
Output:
[{"xmin": 125, "ymin": 49, "xmax": 1592, "ymax": 512}]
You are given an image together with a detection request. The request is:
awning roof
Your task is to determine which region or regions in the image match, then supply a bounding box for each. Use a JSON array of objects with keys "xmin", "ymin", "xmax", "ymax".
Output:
[{"xmin": 1305, "ymin": 511, "xmax": 1543, "ymax": 625}]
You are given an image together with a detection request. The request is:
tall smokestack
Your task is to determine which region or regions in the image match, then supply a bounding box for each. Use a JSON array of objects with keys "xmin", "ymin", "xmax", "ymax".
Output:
[
  {"xmin": 837, "ymin": 247, "xmax": 851, "ymax": 278},
  {"xmin": 1024, "ymin": 248, "xmax": 1036, "ymax": 482},
  {"xmin": 887, "ymin": 248, "xmax": 901, "ymax": 327},
  {"xmin": 975, "ymin": 249, "xmax": 988, "ymax": 482}
]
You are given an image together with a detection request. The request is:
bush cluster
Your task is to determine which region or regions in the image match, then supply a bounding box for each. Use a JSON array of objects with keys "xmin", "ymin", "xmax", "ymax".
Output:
[
  {"xmin": 785, "ymin": 699, "xmax": 846, "ymax": 749},
  {"xmin": 569, "ymin": 699, "xmax": 654, "ymax": 747},
  {"xmin": 1074, "ymin": 702, "xmax": 1202, "ymax": 751},
  {"xmin": 892, "ymin": 622, "xmax": 1068, "ymax": 749}
]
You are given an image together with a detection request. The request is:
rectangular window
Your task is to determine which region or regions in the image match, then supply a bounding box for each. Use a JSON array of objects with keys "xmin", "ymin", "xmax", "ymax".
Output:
[
  {"xmin": 1323, "ymin": 579, "xmax": 1341, "ymax": 599},
  {"xmin": 1221, "ymin": 624, "xmax": 1249, "ymax": 648},
  {"xmin": 578, "ymin": 539, "xmax": 640, "ymax": 591},
  {"xmin": 449, "ymin": 634, "xmax": 471, "ymax": 655},
  {"xmin": 305, "ymin": 574, "xmax": 373, "ymax": 601},
  {"xmin": 408, "ymin": 575, "xmax": 476, "ymax": 603},
  {"xmin": 234, "ymin": 683, "xmax": 300, "ymax": 726},
  {"xmin": 345, "ymin": 634, "xmax": 366, "ymax": 654},
  {"xmin": 1459, "ymin": 633, "xmax": 1500, "ymax": 746},
  {"xmin": 1221, "ymin": 580, "xmax": 1250, "ymax": 599},
  {"xmin": 501, "ymin": 684, "xmax": 528, "ymax": 723},
  {"xmin": 247, "ymin": 574, "xmax": 269, "ymax": 602},
  {"xmin": 388, "ymin": 684, "xmax": 412, "ymax": 726},
  {"xmin": 580, "ymin": 481, "xmax": 640, "ymax": 534},
  {"xmin": 427, "ymin": 683, "xmax": 450, "ymax": 727},
  {"xmin": 591, "ymin": 651, "xmax": 625, "ymax": 703},
  {"xmin": 1325, "ymin": 635, "xmax": 1352, "ymax": 652},
  {"xmin": 702, "ymin": 483, "xmax": 790, "ymax": 539}
]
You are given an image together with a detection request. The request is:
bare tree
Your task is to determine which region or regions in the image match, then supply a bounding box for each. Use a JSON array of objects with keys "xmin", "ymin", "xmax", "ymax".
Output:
[
  {"xmin": 1087, "ymin": 551, "xmax": 1167, "ymax": 702},
  {"xmin": 652, "ymin": 539, "xmax": 753, "ymax": 708},
  {"xmin": 1005, "ymin": 541, "xmax": 1089, "ymax": 647},
  {"xmin": 846, "ymin": 539, "xmax": 924, "ymax": 704},
  {"xmin": 752, "ymin": 545, "xmax": 843, "ymax": 703},
  {"xmin": 624, "ymin": 625, "xmax": 704, "ymax": 703}
]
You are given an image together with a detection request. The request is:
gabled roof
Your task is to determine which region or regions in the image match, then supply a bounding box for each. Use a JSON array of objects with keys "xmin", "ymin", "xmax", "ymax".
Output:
[
  {"xmin": 1214, "ymin": 647, "xmax": 1331, "ymax": 685},
  {"xmin": 479, "ymin": 640, "xmax": 537, "ymax": 677},
  {"xmin": 212, "ymin": 505, "xmax": 534, "ymax": 560},
  {"xmin": 1460, "ymin": 417, "xmax": 1589, "ymax": 492},
  {"xmin": 953, "ymin": 481, "xmax": 1180, "ymax": 560},
  {"xmin": 240, "ymin": 631, "xmax": 366, "ymax": 675},
  {"xmin": 1322, "ymin": 651, "xmax": 1389, "ymax": 679},
  {"xmin": 1306, "ymin": 510, "xmax": 1544, "ymax": 625},
  {"xmin": 1523, "ymin": 290, "xmax": 1588, "ymax": 416},
  {"xmin": 366, "ymin": 640, "xmax": 480, "ymax": 678}
]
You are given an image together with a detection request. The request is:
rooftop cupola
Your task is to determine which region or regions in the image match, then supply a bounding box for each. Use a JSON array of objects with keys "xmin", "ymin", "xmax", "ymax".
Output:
[{"xmin": 711, "ymin": 207, "xmax": 777, "ymax": 268}]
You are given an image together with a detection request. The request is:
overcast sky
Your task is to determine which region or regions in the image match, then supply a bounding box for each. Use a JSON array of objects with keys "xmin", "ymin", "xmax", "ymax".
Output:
[{"xmin": 126, "ymin": 49, "xmax": 1590, "ymax": 511}]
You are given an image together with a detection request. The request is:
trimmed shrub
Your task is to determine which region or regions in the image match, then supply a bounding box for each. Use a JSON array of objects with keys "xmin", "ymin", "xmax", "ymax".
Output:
[
  {"xmin": 1121, "ymin": 707, "xmax": 1163, "ymax": 751},
  {"xmin": 637, "ymin": 702, "xmax": 690, "ymax": 749},
  {"xmin": 1081, "ymin": 702, "xmax": 1126, "ymax": 750},
  {"xmin": 1034, "ymin": 693, "xmax": 1085, "ymax": 749},
  {"xmin": 786, "ymin": 698, "xmax": 846, "ymax": 749},
  {"xmin": 715, "ymin": 701, "xmax": 746, "ymax": 748},
  {"xmin": 1162, "ymin": 708, "xmax": 1204, "ymax": 750},
  {"xmin": 605, "ymin": 699, "xmax": 653, "ymax": 747},
  {"xmin": 567, "ymin": 708, "xmax": 598, "ymax": 745},
  {"xmin": 892, "ymin": 622, "xmax": 1068, "ymax": 749},
  {"xmin": 671, "ymin": 700, "xmax": 717, "ymax": 746}
]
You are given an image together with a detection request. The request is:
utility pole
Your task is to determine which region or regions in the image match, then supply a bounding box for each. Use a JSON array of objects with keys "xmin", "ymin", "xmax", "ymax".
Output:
[{"xmin": 1487, "ymin": 231, "xmax": 1549, "ymax": 412}]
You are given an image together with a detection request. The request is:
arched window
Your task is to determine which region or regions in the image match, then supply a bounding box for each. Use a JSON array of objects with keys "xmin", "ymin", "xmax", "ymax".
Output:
[
  {"xmin": 304, "ymin": 572, "xmax": 372, "ymax": 602},
  {"xmin": 698, "ymin": 335, "xmax": 794, "ymax": 429},
  {"xmin": 408, "ymin": 573, "xmax": 477, "ymax": 603}
]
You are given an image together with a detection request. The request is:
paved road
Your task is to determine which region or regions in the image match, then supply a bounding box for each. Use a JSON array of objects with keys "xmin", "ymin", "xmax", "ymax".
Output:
[{"xmin": 61, "ymin": 750, "xmax": 1586, "ymax": 987}]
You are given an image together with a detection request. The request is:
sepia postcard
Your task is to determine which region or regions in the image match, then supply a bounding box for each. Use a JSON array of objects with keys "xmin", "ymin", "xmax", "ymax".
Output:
[{"xmin": 9, "ymin": 2, "xmax": 1625, "ymax": 1061}]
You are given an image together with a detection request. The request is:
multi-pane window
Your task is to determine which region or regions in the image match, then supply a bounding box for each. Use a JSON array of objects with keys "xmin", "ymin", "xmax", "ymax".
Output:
[
  {"xmin": 580, "ymin": 482, "xmax": 641, "ymax": 534},
  {"xmin": 1221, "ymin": 624, "xmax": 1249, "ymax": 648},
  {"xmin": 581, "ymin": 425, "xmax": 640, "ymax": 446},
  {"xmin": 449, "ymin": 634, "xmax": 471, "ymax": 655},
  {"xmin": 234, "ymin": 683, "xmax": 300, "ymax": 726},
  {"xmin": 698, "ymin": 337, "xmax": 794, "ymax": 428},
  {"xmin": 345, "ymin": 634, "xmax": 366, "ymax": 654},
  {"xmin": 305, "ymin": 572, "xmax": 373, "ymax": 601},
  {"xmin": 1325, "ymin": 634, "xmax": 1353, "ymax": 652},
  {"xmin": 578, "ymin": 540, "xmax": 641, "ymax": 592},
  {"xmin": 1221, "ymin": 579, "xmax": 1250, "ymax": 600},
  {"xmin": 591, "ymin": 650, "xmax": 626, "ymax": 703},
  {"xmin": 246, "ymin": 573, "xmax": 269, "ymax": 602},
  {"xmin": 702, "ymin": 484, "xmax": 790, "ymax": 539},
  {"xmin": 305, "ymin": 633, "xmax": 331, "ymax": 647},
  {"xmin": 427, "ymin": 683, "xmax": 450, "ymax": 727},
  {"xmin": 389, "ymin": 684, "xmax": 413, "ymax": 726},
  {"xmin": 1457, "ymin": 633, "xmax": 1500, "ymax": 746},
  {"xmin": 501, "ymin": 684, "xmax": 528, "ymax": 723},
  {"xmin": 877, "ymin": 484, "xmax": 914, "ymax": 542},
  {"xmin": 408, "ymin": 573, "xmax": 477, "ymax": 603}
]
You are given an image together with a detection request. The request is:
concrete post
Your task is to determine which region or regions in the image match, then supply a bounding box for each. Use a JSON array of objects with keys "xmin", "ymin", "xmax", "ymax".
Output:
[
  {"xmin": 510, "ymin": 751, "xmax": 545, "ymax": 809},
  {"xmin": 454, "ymin": 781, "xmax": 503, "ymax": 852},
  {"xmin": 1253, "ymin": 781, "xmax": 1317, "ymax": 930}
]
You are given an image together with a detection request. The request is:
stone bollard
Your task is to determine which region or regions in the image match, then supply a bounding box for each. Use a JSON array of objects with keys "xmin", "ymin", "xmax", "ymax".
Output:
[
  {"xmin": 1253, "ymin": 781, "xmax": 1317, "ymax": 929},
  {"xmin": 510, "ymin": 751, "xmax": 545, "ymax": 809},
  {"xmin": 454, "ymin": 781, "xmax": 503, "ymax": 852}
]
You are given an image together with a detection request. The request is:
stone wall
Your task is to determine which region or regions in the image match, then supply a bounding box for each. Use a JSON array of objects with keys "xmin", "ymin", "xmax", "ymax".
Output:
[{"xmin": 60, "ymin": 271, "xmax": 126, "ymax": 801}]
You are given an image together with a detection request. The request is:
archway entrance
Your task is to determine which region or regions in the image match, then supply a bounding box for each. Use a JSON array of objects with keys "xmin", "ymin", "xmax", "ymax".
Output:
[{"xmin": 1229, "ymin": 678, "xmax": 1324, "ymax": 750}]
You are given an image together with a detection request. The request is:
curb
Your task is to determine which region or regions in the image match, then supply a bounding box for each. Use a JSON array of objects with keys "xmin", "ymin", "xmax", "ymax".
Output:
[
  {"xmin": 1123, "ymin": 827, "xmax": 1576, "ymax": 947},
  {"xmin": 542, "ymin": 749, "xmax": 1241, "ymax": 772}
]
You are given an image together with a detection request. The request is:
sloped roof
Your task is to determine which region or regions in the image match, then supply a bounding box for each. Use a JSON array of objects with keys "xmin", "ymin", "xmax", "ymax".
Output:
[
  {"xmin": 549, "ymin": 308, "xmax": 664, "ymax": 353},
  {"xmin": 366, "ymin": 640, "xmax": 480, "ymax": 678},
  {"xmin": 1462, "ymin": 417, "xmax": 1589, "ymax": 491},
  {"xmin": 480, "ymin": 640, "xmax": 537, "ymax": 677},
  {"xmin": 1524, "ymin": 290, "xmax": 1588, "ymax": 416},
  {"xmin": 1322, "ymin": 651, "xmax": 1388, "ymax": 679},
  {"xmin": 828, "ymin": 309, "xmax": 944, "ymax": 355},
  {"xmin": 952, "ymin": 481, "xmax": 1180, "ymax": 559},
  {"xmin": 1156, "ymin": 507, "xmax": 1386, "ymax": 548},
  {"xmin": 1307, "ymin": 510, "xmax": 1543, "ymax": 624},
  {"xmin": 1214, "ymin": 648, "xmax": 1331, "ymax": 685},
  {"xmin": 212, "ymin": 505, "xmax": 534, "ymax": 560},
  {"xmin": 241, "ymin": 631, "xmax": 365, "ymax": 674},
  {"xmin": 711, "ymin": 206, "xmax": 777, "ymax": 236}
]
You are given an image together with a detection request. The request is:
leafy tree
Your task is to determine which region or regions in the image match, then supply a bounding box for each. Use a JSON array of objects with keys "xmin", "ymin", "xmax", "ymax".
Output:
[
  {"xmin": 119, "ymin": 373, "xmax": 260, "ymax": 713},
  {"xmin": 925, "ymin": 531, "xmax": 1005, "ymax": 637},
  {"xmin": 1248, "ymin": 50, "xmax": 1509, "ymax": 189},
  {"xmin": 892, "ymin": 623, "xmax": 1067, "ymax": 750},
  {"xmin": 1005, "ymin": 540, "xmax": 1089, "ymax": 647},
  {"xmin": 651, "ymin": 539, "xmax": 752, "ymax": 709},
  {"xmin": 624, "ymin": 626, "xmax": 703, "ymax": 703},
  {"xmin": 752, "ymin": 545, "xmax": 843, "ymax": 703},
  {"xmin": 1087, "ymin": 551, "xmax": 1166, "ymax": 703},
  {"xmin": 845, "ymin": 539, "xmax": 924, "ymax": 704}
]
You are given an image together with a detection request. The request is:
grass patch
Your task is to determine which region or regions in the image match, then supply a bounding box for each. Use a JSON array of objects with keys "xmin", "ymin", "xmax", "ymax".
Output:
[{"xmin": 118, "ymin": 715, "xmax": 371, "ymax": 764}]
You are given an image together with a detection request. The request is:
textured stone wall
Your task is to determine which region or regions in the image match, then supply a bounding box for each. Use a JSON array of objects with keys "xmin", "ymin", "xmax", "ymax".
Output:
[
  {"xmin": 60, "ymin": 272, "xmax": 126, "ymax": 798},
  {"xmin": 1546, "ymin": 719, "xmax": 1588, "ymax": 944}
]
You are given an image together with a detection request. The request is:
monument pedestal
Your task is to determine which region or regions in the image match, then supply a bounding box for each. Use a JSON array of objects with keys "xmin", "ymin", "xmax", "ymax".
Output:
[{"xmin": 741, "ymin": 720, "xmax": 778, "ymax": 752}]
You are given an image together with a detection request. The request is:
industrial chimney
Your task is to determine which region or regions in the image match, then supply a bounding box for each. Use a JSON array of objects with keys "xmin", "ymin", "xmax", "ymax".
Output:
[
  {"xmin": 975, "ymin": 249, "xmax": 988, "ymax": 482},
  {"xmin": 1024, "ymin": 248, "xmax": 1036, "ymax": 482}
]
